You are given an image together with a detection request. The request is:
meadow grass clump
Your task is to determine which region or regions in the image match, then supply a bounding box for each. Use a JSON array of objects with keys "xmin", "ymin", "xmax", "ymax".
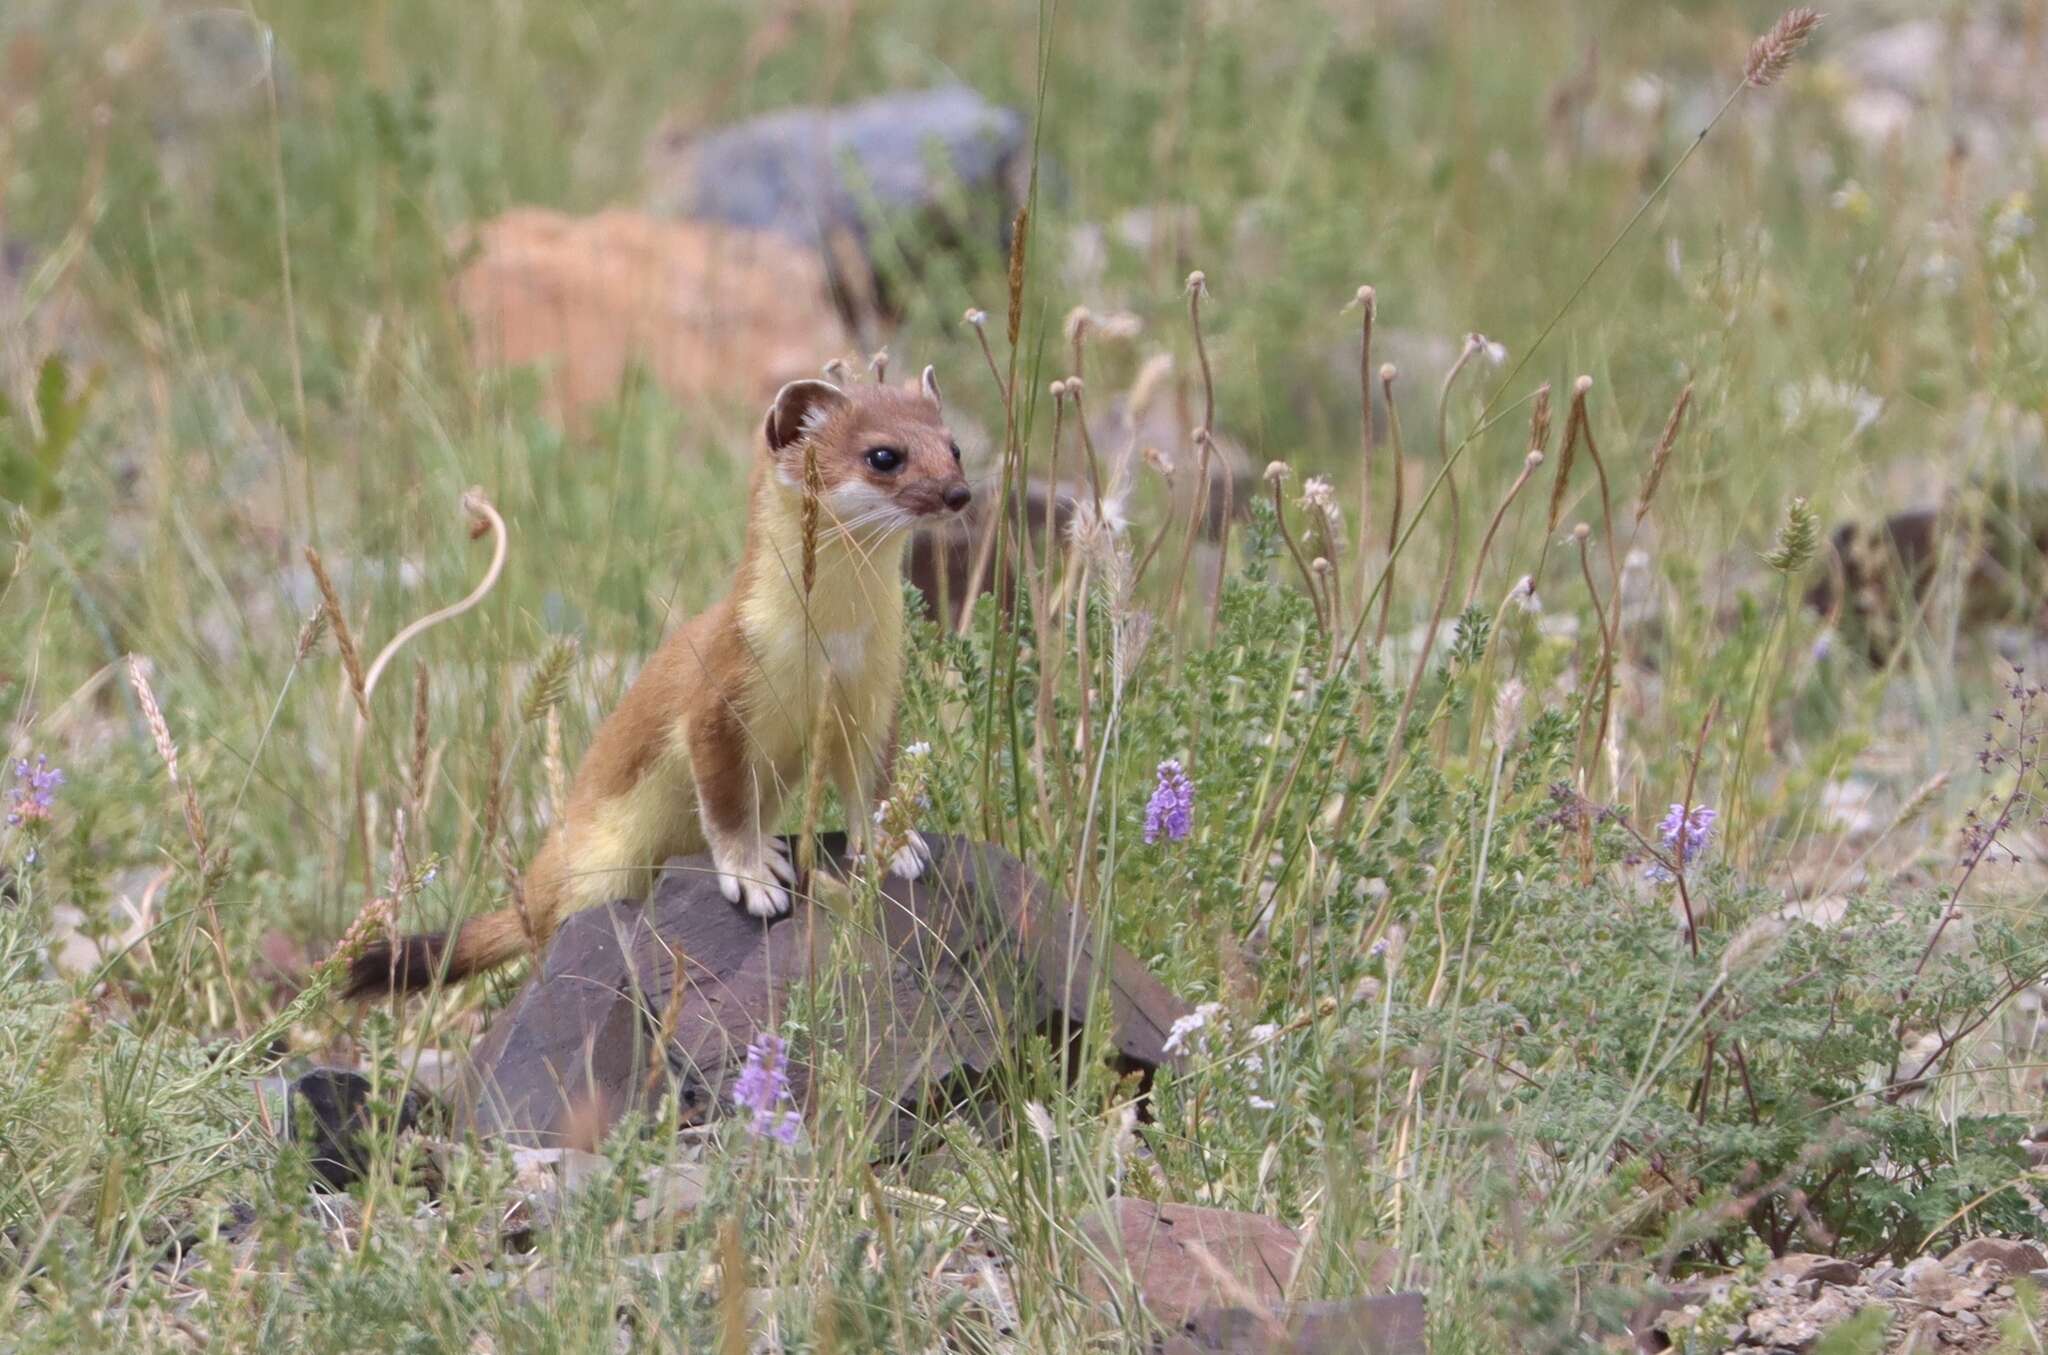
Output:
[{"xmin": 5, "ymin": 1, "xmax": 2048, "ymax": 1350}]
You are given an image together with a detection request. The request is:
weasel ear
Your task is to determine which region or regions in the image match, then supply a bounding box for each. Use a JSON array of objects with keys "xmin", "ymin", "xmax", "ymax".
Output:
[
  {"xmin": 764, "ymin": 380, "xmax": 847, "ymax": 452},
  {"xmin": 919, "ymin": 364, "xmax": 942, "ymax": 410}
]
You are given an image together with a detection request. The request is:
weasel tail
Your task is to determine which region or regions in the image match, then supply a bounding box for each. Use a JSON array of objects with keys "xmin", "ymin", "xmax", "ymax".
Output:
[{"xmin": 343, "ymin": 367, "xmax": 970, "ymax": 999}]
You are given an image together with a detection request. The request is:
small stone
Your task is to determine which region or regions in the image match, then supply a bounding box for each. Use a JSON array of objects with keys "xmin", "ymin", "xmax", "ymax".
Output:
[
  {"xmin": 1801, "ymin": 1257, "xmax": 1863, "ymax": 1286},
  {"xmin": 1945, "ymin": 1236, "xmax": 2048, "ymax": 1276},
  {"xmin": 1904, "ymin": 1255, "xmax": 1957, "ymax": 1303},
  {"xmin": 1765, "ymin": 1252, "xmax": 1831, "ymax": 1284},
  {"xmin": 1897, "ymin": 1311, "xmax": 1944, "ymax": 1355}
]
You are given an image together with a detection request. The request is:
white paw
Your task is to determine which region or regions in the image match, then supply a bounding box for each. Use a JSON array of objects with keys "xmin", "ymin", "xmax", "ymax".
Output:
[
  {"xmin": 887, "ymin": 830, "xmax": 932, "ymax": 881},
  {"xmin": 714, "ymin": 837, "xmax": 794, "ymax": 919},
  {"xmin": 763, "ymin": 836, "xmax": 796, "ymax": 885}
]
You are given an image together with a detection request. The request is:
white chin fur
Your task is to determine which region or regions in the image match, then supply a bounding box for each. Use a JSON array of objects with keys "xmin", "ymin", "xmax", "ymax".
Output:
[{"xmin": 823, "ymin": 483, "xmax": 916, "ymax": 535}]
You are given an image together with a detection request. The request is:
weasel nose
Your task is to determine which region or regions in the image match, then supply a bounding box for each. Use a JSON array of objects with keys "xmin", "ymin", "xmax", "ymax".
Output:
[{"xmin": 943, "ymin": 483, "xmax": 972, "ymax": 512}]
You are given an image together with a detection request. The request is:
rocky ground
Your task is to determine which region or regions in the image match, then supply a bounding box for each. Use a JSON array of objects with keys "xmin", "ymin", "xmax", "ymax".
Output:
[{"xmin": 1642, "ymin": 1238, "xmax": 2047, "ymax": 1353}]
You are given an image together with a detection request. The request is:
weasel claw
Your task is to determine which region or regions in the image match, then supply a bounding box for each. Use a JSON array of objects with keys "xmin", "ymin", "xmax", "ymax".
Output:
[
  {"xmin": 763, "ymin": 837, "xmax": 796, "ymax": 885},
  {"xmin": 743, "ymin": 878, "xmax": 791, "ymax": 918},
  {"xmin": 888, "ymin": 831, "xmax": 932, "ymax": 880}
]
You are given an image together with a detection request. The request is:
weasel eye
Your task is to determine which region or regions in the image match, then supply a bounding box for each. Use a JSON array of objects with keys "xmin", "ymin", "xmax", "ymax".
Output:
[
  {"xmin": 949, "ymin": 441, "xmax": 962, "ymax": 463},
  {"xmin": 865, "ymin": 446, "xmax": 905, "ymax": 474}
]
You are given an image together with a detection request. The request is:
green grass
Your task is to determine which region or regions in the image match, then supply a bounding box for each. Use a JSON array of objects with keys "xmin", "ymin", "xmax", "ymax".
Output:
[{"xmin": 4, "ymin": 0, "xmax": 2048, "ymax": 1349}]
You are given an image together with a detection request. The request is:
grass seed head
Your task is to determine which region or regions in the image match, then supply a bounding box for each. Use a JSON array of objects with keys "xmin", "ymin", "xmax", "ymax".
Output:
[
  {"xmin": 1763, "ymin": 495, "xmax": 1820, "ymax": 574},
  {"xmin": 1746, "ymin": 8, "xmax": 1823, "ymax": 88}
]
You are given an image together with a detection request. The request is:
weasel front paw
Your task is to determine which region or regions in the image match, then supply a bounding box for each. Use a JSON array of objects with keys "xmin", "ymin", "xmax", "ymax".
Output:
[
  {"xmin": 714, "ymin": 835, "xmax": 795, "ymax": 918},
  {"xmin": 887, "ymin": 829, "xmax": 932, "ymax": 881},
  {"xmin": 853, "ymin": 807, "xmax": 932, "ymax": 882}
]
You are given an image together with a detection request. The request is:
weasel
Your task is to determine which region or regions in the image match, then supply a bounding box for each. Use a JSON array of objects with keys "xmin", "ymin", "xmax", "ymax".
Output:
[{"xmin": 345, "ymin": 368, "xmax": 971, "ymax": 996}]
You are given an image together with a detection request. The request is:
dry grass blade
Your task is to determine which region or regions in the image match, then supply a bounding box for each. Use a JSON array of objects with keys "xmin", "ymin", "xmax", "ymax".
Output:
[
  {"xmin": 304, "ymin": 546, "xmax": 368, "ymax": 718},
  {"xmin": 1354, "ymin": 285, "xmax": 1377, "ymax": 619},
  {"xmin": 125, "ymin": 654, "xmax": 180, "ymax": 785},
  {"xmin": 1004, "ymin": 205, "xmax": 1029, "ymax": 349},
  {"xmin": 408, "ymin": 661, "xmax": 430, "ymax": 823},
  {"xmin": 1547, "ymin": 376, "xmax": 1588, "ymax": 535},
  {"xmin": 1745, "ymin": 8, "xmax": 1823, "ymax": 88},
  {"xmin": 717, "ymin": 1216, "xmax": 750, "ymax": 1355},
  {"xmin": 1635, "ymin": 382, "xmax": 1693, "ymax": 523}
]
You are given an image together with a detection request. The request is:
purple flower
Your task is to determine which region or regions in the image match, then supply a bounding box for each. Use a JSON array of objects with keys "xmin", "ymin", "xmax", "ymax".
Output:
[
  {"xmin": 1144, "ymin": 759, "xmax": 1194, "ymax": 844},
  {"xmin": 731, "ymin": 1031, "xmax": 802, "ymax": 1144},
  {"xmin": 6, "ymin": 755, "xmax": 63, "ymax": 828},
  {"xmin": 1645, "ymin": 803, "xmax": 1716, "ymax": 883}
]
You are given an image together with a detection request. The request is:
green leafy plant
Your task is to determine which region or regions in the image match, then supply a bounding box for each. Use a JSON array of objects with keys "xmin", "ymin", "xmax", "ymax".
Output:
[{"xmin": 0, "ymin": 356, "xmax": 98, "ymax": 516}]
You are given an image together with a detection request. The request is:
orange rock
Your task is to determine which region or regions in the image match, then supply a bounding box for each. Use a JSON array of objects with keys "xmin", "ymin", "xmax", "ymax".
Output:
[{"xmin": 452, "ymin": 208, "xmax": 852, "ymax": 426}]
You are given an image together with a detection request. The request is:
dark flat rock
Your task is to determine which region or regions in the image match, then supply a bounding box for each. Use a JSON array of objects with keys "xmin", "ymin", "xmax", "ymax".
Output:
[
  {"xmin": 647, "ymin": 84, "xmax": 1027, "ymax": 322},
  {"xmin": 454, "ymin": 834, "xmax": 1187, "ymax": 1151},
  {"xmin": 649, "ymin": 85, "xmax": 1025, "ymax": 251}
]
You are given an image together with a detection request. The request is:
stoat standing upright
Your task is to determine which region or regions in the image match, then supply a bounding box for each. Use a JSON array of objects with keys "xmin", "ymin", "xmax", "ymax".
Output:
[{"xmin": 347, "ymin": 369, "xmax": 972, "ymax": 996}]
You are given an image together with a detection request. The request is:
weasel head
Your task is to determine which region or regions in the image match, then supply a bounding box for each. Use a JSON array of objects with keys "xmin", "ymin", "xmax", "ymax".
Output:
[{"xmin": 762, "ymin": 367, "xmax": 971, "ymax": 534}]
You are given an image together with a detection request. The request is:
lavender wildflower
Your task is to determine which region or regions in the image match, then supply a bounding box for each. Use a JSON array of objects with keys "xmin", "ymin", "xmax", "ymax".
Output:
[
  {"xmin": 1645, "ymin": 803, "xmax": 1716, "ymax": 883},
  {"xmin": 1144, "ymin": 759, "xmax": 1194, "ymax": 844},
  {"xmin": 1163, "ymin": 1000, "xmax": 1222, "ymax": 1056},
  {"xmin": 6, "ymin": 755, "xmax": 63, "ymax": 828},
  {"xmin": 731, "ymin": 1031, "xmax": 802, "ymax": 1144}
]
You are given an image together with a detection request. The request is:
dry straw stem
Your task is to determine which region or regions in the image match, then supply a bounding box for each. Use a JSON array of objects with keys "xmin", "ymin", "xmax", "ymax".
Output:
[
  {"xmin": 1190, "ymin": 277, "xmax": 1235, "ymax": 632},
  {"xmin": 1353, "ymin": 285, "xmax": 1377, "ymax": 627},
  {"xmin": 1572, "ymin": 380, "xmax": 1620, "ymax": 588},
  {"xmin": 1164, "ymin": 271, "xmax": 1224, "ymax": 631},
  {"xmin": 956, "ymin": 308, "xmax": 1013, "ymax": 637},
  {"xmin": 1465, "ymin": 383, "xmax": 1551, "ymax": 609},
  {"xmin": 1392, "ymin": 337, "xmax": 1482, "ymax": 747},
  {"xmin": 1065, "ymin": 304, "xmax": 1090, "ymax": 384},
  {"xmin": 1066, "ymin": 377, "xmax": 1108, "ymax": 523},
  {"xmin": 1570, "ymin": 520, "xmax": 1627, "ymax": 790},
  {"xmin": 1267, "ymin": 463, "xmax": 1327, "ymax": 633},
  {"xmin": 1374, "ymin": 364, "xmax": 1405, "ymax": 651},
  {"xmin": 1129, "ymin": 444, "xmax": 1179, "ymax": 592}
]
